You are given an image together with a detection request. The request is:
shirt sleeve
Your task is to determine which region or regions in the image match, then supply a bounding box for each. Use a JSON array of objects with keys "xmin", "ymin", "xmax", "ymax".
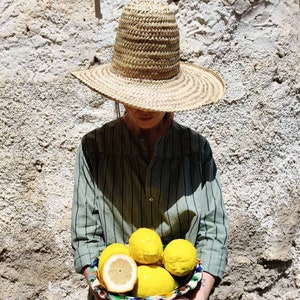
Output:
[
  {"xmin": 71, "ymin": 143, "xmax": 105, "ymax": 273},
  {"xmin": 195, "ymin": 143, "xmax": 229, "ymax": 285}
]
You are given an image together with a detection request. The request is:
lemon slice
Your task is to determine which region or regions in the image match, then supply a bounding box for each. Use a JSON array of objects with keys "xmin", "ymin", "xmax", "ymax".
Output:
[{"xmin": 101, "ymin": 253, "xmax": 137, "ymax": 293}]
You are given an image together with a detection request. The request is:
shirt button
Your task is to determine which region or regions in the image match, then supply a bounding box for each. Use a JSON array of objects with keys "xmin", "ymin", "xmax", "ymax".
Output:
[{"xmin": 149, "ymin": 197, "xmax": 154, "ymax": 202}]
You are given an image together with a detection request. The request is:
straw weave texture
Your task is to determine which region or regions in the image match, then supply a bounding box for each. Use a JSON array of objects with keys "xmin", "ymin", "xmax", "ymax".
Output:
[
  {"xmin": 71, "ymin": 0, "xmax": 225, "ymax": 112},
  {"xmin": 112, "ymin": 0, "xmax": 180, "ymax": 80}
]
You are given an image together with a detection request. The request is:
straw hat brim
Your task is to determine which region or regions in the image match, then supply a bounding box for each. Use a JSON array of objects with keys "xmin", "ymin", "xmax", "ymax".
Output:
[{"xmin": 71, "ymin": 62, "xmax": 225, "ymax": 112}]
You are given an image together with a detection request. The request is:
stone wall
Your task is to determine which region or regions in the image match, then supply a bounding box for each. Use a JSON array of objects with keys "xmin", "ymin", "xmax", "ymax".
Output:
[{"xmin": 0, "ymin": 0, "xmax": 299, "ymax": 299}]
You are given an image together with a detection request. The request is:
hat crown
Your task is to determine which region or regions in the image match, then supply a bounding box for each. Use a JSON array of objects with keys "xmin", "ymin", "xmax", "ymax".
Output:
[{"xmin": 111, "ymin": 0, "xmax": 180, "ymax": 80}]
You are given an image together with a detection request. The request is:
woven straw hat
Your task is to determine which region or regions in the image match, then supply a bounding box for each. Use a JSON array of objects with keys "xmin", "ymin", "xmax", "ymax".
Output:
[{"xmin": 71, "ymin": 0, "xmax": 225, "ymax": 112}]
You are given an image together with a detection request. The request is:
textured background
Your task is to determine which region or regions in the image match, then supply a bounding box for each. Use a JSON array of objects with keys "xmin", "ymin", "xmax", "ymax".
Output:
[{"xmin": 0, "ymin": 0, "xmax": 299, "ymax": 299}]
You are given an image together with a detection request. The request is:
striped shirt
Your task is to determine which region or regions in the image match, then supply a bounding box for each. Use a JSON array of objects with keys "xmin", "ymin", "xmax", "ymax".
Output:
[{"xmin": 71, "ymin": 119, "xmax": 228, "ymax": 281}]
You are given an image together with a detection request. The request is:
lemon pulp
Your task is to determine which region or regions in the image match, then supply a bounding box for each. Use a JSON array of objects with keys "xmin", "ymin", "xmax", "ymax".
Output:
[
  {"xmin": 98, "ymin": 243, "xmax": 129, "ymax": 273},
  {"xmin": 101, "ymin": 253, "xmax": 137, "ymax": 293}
]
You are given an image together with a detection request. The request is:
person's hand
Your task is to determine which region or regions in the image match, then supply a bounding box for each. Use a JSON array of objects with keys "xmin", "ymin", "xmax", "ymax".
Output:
[
  {"xmin": 186, "ymin": 271, "xmax": 216, "ymax": 300},
  {"xmin": 82, "ymin": 266, "xmax": 102, "ymax": 300},
  {"xmin": 89, "ymin": 289, "xmax": 102, "ymax": 300}
]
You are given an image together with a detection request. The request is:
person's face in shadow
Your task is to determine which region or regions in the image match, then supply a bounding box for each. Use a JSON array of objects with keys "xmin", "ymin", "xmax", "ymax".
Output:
[{"xmin": 123, "ymin": 105, "xmax": 166, "ymax": 133}]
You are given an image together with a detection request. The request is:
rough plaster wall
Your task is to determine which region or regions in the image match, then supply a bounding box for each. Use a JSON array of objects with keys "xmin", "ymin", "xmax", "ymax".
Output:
[{"xmin": 0, "ymin": 0, "xmax": 299, "ymax": 299}]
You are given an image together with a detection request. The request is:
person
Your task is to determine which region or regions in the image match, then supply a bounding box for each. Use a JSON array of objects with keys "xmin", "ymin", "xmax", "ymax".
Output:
[{"xmin": 71, "ymin": 0, "xmax": 229, "ymax": 299}]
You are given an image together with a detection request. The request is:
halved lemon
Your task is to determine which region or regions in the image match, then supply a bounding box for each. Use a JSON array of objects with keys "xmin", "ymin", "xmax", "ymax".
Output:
[
  {"xmin": 98, "ymin": 243, "xmax": 129, "ymax": 273},
  {"xmin": 101, "ymin": 253, "xmax": 138, "ymax": 293}
]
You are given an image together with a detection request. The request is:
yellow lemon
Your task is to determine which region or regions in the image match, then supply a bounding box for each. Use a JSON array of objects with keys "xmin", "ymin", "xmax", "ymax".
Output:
[
  {"xmin": 162, "ymin": 239, "xmax": 197, "ymax": 276},
  {"xmin": 128, "ymin": 228, "xmax": 163, "ymax": 264},
  {"xmin": 101, "ymin": 253, "xmax": 137, "ymax": 293},
  {"xmin": 131, "ymin": 265, "xmax": 178, "ymax": 297},
  {"xmin": 98, "ymin": 243, "xmax": 129, "ymax": 273}
]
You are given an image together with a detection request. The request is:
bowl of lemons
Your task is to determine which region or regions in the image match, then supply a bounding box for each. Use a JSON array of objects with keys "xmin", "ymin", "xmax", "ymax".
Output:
[{"xmin": 88, "ymin": 228, "xmax": 203, "ymax": 300}]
